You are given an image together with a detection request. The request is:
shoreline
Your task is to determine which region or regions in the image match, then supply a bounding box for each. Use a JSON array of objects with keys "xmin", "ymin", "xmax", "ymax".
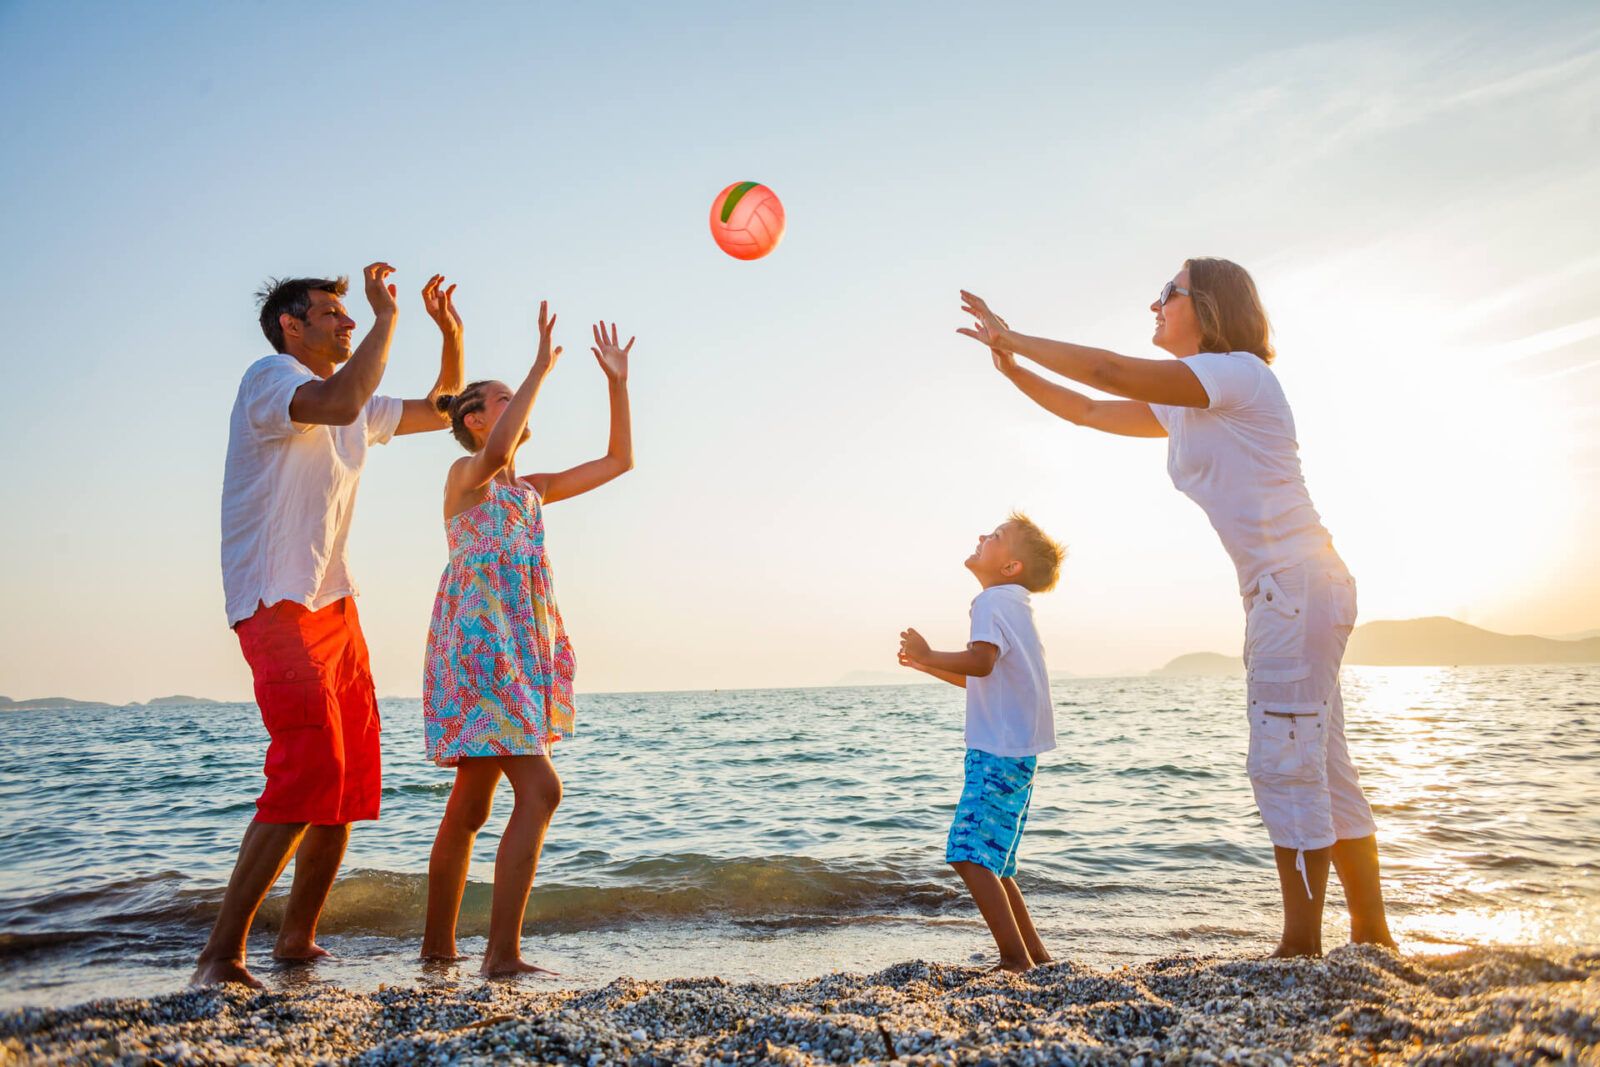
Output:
[{"xmin": 5, "ymin": 945, "xmax": 1596, "ymax": 1065}]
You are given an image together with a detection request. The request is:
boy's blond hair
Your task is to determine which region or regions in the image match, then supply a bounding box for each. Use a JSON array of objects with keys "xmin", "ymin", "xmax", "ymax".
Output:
[{"xmin": 1007, "ymin": 511, "xmax": 1066, "ymax": 593}]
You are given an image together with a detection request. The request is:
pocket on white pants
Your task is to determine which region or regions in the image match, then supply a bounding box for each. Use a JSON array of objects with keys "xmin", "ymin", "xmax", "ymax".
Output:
[
  {"xmin": 1245, "ymin": 573, "xmax": 1308, "ymax": 680},
  {"xmin": 1247, "ymin": 701, "xmax": 1328, "ymax": 787}
]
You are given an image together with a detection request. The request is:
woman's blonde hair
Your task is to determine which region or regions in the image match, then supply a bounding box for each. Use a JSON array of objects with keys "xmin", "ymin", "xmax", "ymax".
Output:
[{"xmin": 1184, "ymin": 257, "xmax": 1275, "ymax": 364}]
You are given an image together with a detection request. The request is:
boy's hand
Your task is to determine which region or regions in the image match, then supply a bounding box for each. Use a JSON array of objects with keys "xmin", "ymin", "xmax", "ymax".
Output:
[
  {"xmin": 899, "ymin": 627, "xmax": 930, "ymax": 663},
  {"xmin": 364, "ymin": 262, "xmax": 398, "ymax": 318},
  {"xmin": 897, "ymin": 650, "xmax": 925, "ymax": 672},
  {"xmin": 591, "ymin": 321, "xmax": 634, "ymax": 383},
  {"xmin": 422, "ymin": 275, "xmax": 462, "ymax": 338},
  {"xmin": 534, "ymin": 300, "xmax": 563, "ymax": 370}
]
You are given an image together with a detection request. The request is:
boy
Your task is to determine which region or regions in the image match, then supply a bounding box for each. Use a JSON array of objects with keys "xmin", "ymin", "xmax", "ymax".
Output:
[{"xmin": 898, "ymin": 513, "xmax": 1065, "ymax": 973}]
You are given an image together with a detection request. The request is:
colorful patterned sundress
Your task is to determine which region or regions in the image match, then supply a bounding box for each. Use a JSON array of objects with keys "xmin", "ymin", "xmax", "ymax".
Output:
[{"xmin": 423, "ymin": 479, "xmax": 575, "ymax": 765}]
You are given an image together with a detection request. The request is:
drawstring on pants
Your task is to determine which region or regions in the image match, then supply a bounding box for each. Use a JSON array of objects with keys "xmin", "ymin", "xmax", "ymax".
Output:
[{"xmin": 1295, "ymin": 848, "xmax": 1312, "ymax": 900}]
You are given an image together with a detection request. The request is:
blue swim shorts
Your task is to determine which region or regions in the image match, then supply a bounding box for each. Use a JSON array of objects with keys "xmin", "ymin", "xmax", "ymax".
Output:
[{"xmin": 946, "ymin": 748, "xmax": 1037, "ymax": 878}]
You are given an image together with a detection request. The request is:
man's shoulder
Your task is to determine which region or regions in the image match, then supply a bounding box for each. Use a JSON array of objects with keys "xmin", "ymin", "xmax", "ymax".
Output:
[{"xmin": 241, "ymin": 352, "xmax": 312, "ymax": 386}]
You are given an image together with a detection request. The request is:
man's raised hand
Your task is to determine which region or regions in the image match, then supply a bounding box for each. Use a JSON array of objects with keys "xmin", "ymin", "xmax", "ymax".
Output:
[
  {"xmin": 422, "ymin": 275, "xmax": 462, "ymax": 338},
  {"xmin": 364, "ymin": 262, "xmax": 398, "ymax": 317},
  {"xmin": 591, "ymin": 322, "xmax": 635, "ymax": 383}
]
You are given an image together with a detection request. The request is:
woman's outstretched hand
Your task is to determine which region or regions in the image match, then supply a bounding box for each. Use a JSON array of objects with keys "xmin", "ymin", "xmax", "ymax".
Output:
[
  {"xmin": 591, "ymin": 321, "xmax": 635, "ymax": 383},
  {"xmin": 535, "ymin": 300, "xmax": 563, "ymax": 370},
  {"xmin": 957, "ymin": 290, "xmax": 1014, "ymax": 353},
  {"xmin": 422, "ymin": 275, "xmax": 462, "ymax": 338}
]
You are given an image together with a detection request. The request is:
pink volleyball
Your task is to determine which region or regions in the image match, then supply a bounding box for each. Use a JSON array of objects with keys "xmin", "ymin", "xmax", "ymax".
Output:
[{"xmin": 709, "ymin": 181, "xmax": 786, "ymax": 260}]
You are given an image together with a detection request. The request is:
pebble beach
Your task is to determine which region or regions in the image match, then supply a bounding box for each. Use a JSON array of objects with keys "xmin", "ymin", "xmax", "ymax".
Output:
[{"xmin": 6, "ymin": 945, "xmax": 1597, "ymax": 1065}]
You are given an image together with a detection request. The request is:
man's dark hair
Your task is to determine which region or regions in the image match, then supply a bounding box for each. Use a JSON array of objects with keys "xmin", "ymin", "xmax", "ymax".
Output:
[{"xmin": 255, "ymin": 276, "xmax": 349, "ymax": 352}]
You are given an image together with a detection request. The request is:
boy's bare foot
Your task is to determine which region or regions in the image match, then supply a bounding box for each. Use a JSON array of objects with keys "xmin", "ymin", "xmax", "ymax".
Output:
[
  {"xmin": 480, "ymin": 956, "xmax": 559, "ymax": 978},
  {"xmin": 190, "ymin": 958, "xmax": 265, "ymax": 989},
  {"xmin": 273, "ymin": 940, "xmax": 331, "ymax": 962}
]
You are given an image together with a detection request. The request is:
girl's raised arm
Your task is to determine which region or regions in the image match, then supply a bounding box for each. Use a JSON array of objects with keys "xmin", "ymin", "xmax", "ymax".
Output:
[
  {"xmin": 452, "ymin": 301, "xmax": 562, "ymax": 495},
  {"xmin": 523, "ymin": 322, "xmax": 635, "ymax": 504}
]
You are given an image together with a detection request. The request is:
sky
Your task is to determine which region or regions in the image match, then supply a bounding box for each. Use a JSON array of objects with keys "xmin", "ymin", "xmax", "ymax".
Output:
[{"xmin": 1, "ymin": 1, "xmax": 1596, "ymax": 702}]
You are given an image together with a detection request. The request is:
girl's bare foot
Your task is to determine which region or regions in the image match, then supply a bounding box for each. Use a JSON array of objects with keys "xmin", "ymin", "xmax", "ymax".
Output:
[
  {"xmin": 480, "ymin": 956, "xmax": 559, "ymax": 978},
  {"xmin": 273, "ymin": 940, "xmax": 330, "ymax": 962},
  {"xmin": 190, "ymin": 958, "xmax": 265, "ymax": 989}
]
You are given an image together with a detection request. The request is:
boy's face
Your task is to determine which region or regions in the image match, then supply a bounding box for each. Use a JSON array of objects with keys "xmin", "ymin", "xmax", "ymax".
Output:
[{"xmin": 965, "ymin": 522, "xmax": 1024, "ymax": 586}]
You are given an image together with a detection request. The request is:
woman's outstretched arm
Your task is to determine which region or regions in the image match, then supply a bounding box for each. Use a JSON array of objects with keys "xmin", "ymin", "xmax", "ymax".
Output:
[
  {"xmin": 993, "ymin": 348, "xmax": 1165, "ymax": 438},
  {"xmin": 959, "ymin": 290, "xmax": 1208, "ymax": 409}
]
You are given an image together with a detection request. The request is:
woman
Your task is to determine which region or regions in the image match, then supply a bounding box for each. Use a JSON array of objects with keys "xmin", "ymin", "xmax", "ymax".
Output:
[{"xmin": 958, "ymin": 259, "xmax": 1394, "ymax": 957}]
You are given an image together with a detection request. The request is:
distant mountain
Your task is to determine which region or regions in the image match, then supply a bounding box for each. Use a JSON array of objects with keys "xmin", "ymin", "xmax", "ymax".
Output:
[
  {"xmin": 0, "ymin": 695, "xmax": 115, "ymax": 711},
  {"xmin": 142, "ymin": 695, "xmax": 222, "ymax": 706},
  {"xmin": 1155, "ymin": 652, "xmax": 1244, "ymax": 677},
  {"xmin": 1159, "ymin": 618, "xmax": 1600, "ymax": 674},
  {"xmin": 1549, "ymin": 628, "xmax": 1600, "ymax": 642},
  {"xmin": 1347, "ymin": 617, "xmax": 1600, "ymax": 666}
]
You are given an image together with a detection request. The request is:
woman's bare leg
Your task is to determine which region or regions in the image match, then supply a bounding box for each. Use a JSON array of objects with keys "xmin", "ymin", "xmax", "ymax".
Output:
[
  {"xmin": 482, "ymin": 755, "xmax": 561, "ymax": 976},
  {"xmin": 1271, "ymin": 845, "xmax": 1330, "ymax": 957},
  {"xmin": 422, "ymin": 759, "xmax": 501, "ymax": 960},
  {"xmin": 1331, "ymin": 834, "xmax": 1397, "ymax": 947}
]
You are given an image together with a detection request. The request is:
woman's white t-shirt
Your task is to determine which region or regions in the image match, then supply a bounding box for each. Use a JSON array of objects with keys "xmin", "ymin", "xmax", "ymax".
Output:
[
  {"xmin": 220, "ymin": 353, "xmax": 403, "ymax": 626},
  {"xmin": 1148, "ymin": 352, "xmax": 1332, "ymax": 595}
]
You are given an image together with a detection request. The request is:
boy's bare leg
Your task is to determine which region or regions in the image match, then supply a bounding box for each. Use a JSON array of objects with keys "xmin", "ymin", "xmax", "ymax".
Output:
[
  {"xmin": 951, "ymin": 861, "xmax": 1033, "ymax": 972},
  {"xmin": 274, "ymin": 823, "xmax": 350, "ymax": 960},
  {"xmin": 1001, "ymin": 877, "xmax": 1050, "ymax": 964},
  {"xmin": 1270, "ymin": 845, "xmax": 1331, "ymax": 958},
  {"xmin": 482, "ymin": 756, "xmax": 562, "ymax": 977},
  {"xmin": 423, "ymin": 759, "xmax": 502, "ymax": 960},
  {"xmin": 1331, "ymin": 834, "xmax": 1397, "ymax": 948},
  {"xmin": 191, "ymin": 820, "xmax": 308, "ymax": 987}
]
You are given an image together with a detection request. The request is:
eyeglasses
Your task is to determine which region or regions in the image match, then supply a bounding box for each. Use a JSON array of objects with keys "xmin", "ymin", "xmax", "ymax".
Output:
[{"xmin": 1157, "ymin": 281, "xmax": 1192, "ymax": 307}]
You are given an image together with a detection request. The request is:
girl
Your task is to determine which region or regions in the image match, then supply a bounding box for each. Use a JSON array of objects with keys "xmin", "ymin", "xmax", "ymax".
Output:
[
  {"xmin": 957, "ymin": 261, "xmax": 1394, "ymax": 958},
  {"xmin": 421, "ymin": 300, "xmax": 635, "ymax": 976}
]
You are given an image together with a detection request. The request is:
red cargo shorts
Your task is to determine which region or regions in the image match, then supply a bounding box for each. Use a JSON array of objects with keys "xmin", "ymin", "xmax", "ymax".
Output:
[{"xmin": 235, "ymin": 597, "xmax": 382, "ymax": 825}]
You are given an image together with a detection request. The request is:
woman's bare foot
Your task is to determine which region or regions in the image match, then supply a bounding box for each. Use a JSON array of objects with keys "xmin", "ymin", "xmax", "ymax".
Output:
[
  {"xmin": 190, "ymin": 957, "xmax": 265, "ymax": 989},
  {"xmin": 273, "ymin": 939, "xmax": 331, "ymax": 962},
  {"xmin": 1268, "ymin": 941, "xmax": 1322, "ymax": 959},
  {"xmin": 480, "ymin": 956, "xmax": 559, "ymax": 978}
]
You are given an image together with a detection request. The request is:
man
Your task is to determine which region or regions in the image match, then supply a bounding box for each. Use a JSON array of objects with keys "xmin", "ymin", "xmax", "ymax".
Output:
[{"xmin": 193, "ymin": 263, "xmax": 462, "ymax": 988}]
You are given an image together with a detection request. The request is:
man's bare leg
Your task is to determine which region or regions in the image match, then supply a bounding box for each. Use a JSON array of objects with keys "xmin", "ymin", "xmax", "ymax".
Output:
[
  {"xmin": 951, "ymin": 861, "xmax": 1033, "ymax": 972},
  {"xmin": 481, "ymin": 756, "xmax": 561, "ymax": 977},
  {"xmin": 191, "ymin": 820, "xmax": 308, "ymax": 987},
  {"xmin": 1270, "ymin": 844, "xmax": 1330, "ymax": 958},
  {"xmin": 1001, "ymin": 877, "xmax": 1050, "ymax": 964},
  {"xmin": 274, "ymin": 823, "xmax": 350, "ymax": 960},
  {"xmin": 1331, "ymin": 834, "xmax": 1397, "ymax": 948}
]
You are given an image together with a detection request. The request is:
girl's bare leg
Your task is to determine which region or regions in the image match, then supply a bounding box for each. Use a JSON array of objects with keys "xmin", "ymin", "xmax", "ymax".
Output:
[
  {"xmin": 1001, "ymin": 877, "xmax": 1050, "ymax": 964},
  {"xmin": 422, "ymin": 759, "xmax": 502, "ymax": 960},
  {"xmin": 482, "ymin": 755, "xmax": 562, "ymax": 977}
]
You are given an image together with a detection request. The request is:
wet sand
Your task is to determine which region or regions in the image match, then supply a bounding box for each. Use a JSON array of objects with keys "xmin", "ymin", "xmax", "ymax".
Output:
[{"xmin": 3, "ymin": 945, "xmax": 1596, "ymax": 1065}]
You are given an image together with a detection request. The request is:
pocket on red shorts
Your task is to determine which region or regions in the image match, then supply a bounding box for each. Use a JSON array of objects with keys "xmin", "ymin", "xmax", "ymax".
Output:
[{"xmin": 257, "ymin": 679, "xmax": 333, "ymax": 733}]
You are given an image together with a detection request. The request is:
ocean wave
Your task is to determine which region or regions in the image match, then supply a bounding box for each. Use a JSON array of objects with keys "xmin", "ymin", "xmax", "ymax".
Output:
[{"xmin": 0, "ymin": 854, "xmax": 986, "ymax": 953}]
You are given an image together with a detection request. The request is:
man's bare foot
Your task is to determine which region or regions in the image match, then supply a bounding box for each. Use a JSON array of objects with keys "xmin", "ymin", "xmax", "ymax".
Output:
[
  {"xmin": 480, "ymin": 956, "xmax": 559, "ymax": 978},
  {"xmin": 421, "ymin": 947, "xmax": 469, "ymax": 962},
  {"xmin": 190, "ymin": 958, "xmax": 265, "ymax": 989},
  {"xmin": 273, "ymin": 940, "xmax": 331, "ymax": 962}
]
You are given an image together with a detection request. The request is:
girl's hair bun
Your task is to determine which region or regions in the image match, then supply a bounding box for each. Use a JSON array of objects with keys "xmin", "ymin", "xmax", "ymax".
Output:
[{"xmin": 434, "ymin": 394, "xmax": 456, "ymax": 414}]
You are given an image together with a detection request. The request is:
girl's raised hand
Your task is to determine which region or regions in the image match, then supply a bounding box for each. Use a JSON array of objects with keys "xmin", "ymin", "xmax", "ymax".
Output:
[
  {"xmin": 591, "ymin": 321, "xmax": 635, "ymax": 383},
  {"xmin": 535, "ymin": 300, "xmax": 563, "ymax": 369},
  {"xmin": 422, "ymin": 275, "xmax": 462, "ymax": 337}
]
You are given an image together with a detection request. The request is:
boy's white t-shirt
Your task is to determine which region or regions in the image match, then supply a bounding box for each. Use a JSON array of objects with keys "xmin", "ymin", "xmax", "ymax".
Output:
[
  {"xmin": 1148, "ymin": 352, "xmax": 1333, "ymax": 595},
  {"xmin": 220, "ymin": 353, "xmax": 403, "ymax": 626},
  {"xmin": 965, "ymin": 583, "xmax": 1056, "ymax": 757}
]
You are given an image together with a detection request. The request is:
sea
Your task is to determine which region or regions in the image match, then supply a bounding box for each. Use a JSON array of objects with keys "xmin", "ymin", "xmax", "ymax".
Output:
[{"xmin": 1, "ymin": 667, "xmax": 1596, "ymax": 1009}]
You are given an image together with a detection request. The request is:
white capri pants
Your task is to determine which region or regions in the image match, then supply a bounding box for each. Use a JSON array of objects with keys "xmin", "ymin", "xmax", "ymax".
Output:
[{"xmin": 1243, "ymin": 549, "xmax": 1378, "ymax": 879}]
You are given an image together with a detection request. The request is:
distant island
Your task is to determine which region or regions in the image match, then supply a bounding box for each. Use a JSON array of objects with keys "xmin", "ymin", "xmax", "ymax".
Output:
[
  {"xmin": 1157, "ymin": 616, "xmax": 1600, "ymax": 675},
  {"xmin": 0, "ymin": 694, "xmax": 223, "ymax": 712}
]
